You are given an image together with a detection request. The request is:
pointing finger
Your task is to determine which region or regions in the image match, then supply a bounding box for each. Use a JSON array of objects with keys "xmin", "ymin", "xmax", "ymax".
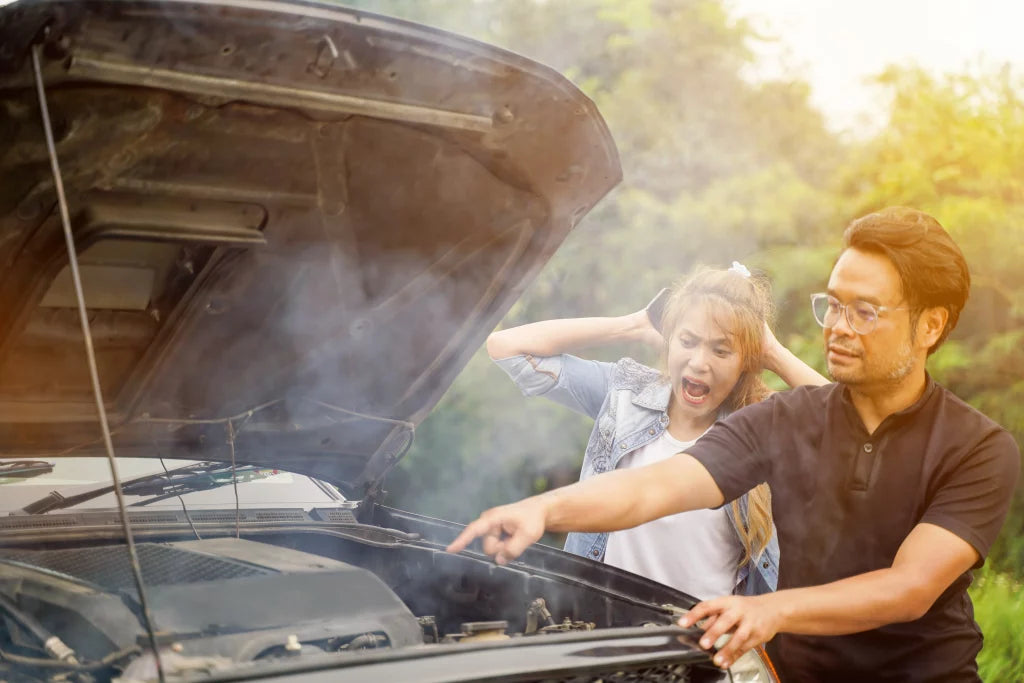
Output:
[
  {"xmin": 498, "ymin": 525, "xmax": 540, "ymax": 562},
  {"xmin": 446, "ymin": 516, "xmax": 494, "ymax": 554},
  {"xmin": 481, "ymin": 530, "xmax": 505, "ymax": 557}
]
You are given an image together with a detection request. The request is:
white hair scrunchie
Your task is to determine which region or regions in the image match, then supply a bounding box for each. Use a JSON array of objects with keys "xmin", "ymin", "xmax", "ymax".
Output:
[{"xmin": 729, "ymin": 261, "xmax": 752, "ymax": 278}]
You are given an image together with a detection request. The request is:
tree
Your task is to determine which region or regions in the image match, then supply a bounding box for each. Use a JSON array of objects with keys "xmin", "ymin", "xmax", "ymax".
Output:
[
  {"xmin": 363, "ymin": 0, "xmax": 842, "ymax": 520},
  {"xmin": 838, "ymin": 65, "xmax": 1024, "ymax": 576}
]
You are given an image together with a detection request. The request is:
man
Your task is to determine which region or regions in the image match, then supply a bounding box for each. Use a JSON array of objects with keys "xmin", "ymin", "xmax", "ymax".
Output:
[{"xmin": 447, "ymin": 207, "xmax": 1021, "ymax": 682}]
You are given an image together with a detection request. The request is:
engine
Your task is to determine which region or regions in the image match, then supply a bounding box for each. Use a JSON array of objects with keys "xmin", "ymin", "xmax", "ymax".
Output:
[
  {"xmin": 0, "ymin": 538, "xmax": 606, "ymax": 682},
  {"xmin": 0, "ymin": 538, "xmax": 434, "ymax": 679}
]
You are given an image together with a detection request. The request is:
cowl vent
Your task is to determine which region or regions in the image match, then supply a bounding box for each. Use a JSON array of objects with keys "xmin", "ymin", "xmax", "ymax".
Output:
[{"xmin": 0, "ymin": 543, "xmax": 272, "ymax": 590}]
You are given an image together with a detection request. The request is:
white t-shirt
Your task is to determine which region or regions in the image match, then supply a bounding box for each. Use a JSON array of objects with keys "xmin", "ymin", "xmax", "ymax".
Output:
[{"xmin": 603, "ymin": 430, "xmax": 743, "ymax": 599}]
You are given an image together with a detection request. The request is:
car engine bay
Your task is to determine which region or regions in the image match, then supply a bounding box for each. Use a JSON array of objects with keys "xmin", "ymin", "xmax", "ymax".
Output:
[{"xmin": 0, "ymin": 530, "xmax": 689, "ymax": 682}]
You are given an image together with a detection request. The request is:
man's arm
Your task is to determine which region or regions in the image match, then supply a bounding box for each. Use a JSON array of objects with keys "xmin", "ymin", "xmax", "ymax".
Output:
[
  {"xmin": 446, "ymin": 453, "xmax": 725, "ymax": 564},
  {"xmin": 681, "ymin": 523, "xmax": 979, "ymax": 669}
]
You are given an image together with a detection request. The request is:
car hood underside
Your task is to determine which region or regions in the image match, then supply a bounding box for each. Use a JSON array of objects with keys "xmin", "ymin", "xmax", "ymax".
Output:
[{"xmin": 0, "ymin": 0, "xmax": 621, "ymax": 494}]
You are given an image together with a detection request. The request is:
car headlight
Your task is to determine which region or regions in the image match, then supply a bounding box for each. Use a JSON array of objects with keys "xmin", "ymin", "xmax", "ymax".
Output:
[
  {"xmin": 678, "ymin": 609, "xmax": 780, "ymax": 683},
  {"xmin": 727, "ymin": 646, "xmax": 779, "ymax": 683}
]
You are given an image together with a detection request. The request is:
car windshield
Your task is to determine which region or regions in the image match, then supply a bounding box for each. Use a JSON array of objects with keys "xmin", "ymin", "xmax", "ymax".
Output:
[{"xmin": 0, "ymin": 457, "xmax": 346, "ymax": 513}]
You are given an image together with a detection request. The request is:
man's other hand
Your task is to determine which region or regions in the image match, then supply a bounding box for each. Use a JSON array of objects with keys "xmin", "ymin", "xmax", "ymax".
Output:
[
  {"xmin": 679, "ymin": 594, "xmax": 782, "ymax": 669},
  {"xmin": 445, "ymin": 497, "xmax": 548, "ymax": 564}
]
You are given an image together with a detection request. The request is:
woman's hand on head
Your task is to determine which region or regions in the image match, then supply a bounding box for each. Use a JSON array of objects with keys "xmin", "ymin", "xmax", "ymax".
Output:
[
  {"xmin": 630, "ymin": 309, "xmax": 665, "ymax": 349},
  {"xmin": 760, "ymin": 321, "xmax": 783, "ymax": 373},
  {"xmin": 760, "ymin": 321, "xmax": 830, "ymax": 388}
]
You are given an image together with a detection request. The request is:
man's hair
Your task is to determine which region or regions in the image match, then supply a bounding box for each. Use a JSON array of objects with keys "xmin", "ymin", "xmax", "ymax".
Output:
[{"xmin": 843, "ymin": 207, "xmax": 970, "ymax": 354}]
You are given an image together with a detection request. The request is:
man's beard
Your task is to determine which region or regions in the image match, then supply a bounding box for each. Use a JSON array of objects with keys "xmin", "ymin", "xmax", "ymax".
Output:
[
  {"xmin": 883, "ymin": 338, "xmax": 917, "ymax": 382},
  {"xmin": 827, "ymin": 337, "xmax": 916, "ymax": 387}
]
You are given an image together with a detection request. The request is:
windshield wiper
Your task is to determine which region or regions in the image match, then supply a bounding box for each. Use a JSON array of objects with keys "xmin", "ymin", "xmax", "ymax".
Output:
[
  {"xmin": 126, "ymin": 465, "xmax": 273, "ymax": 507},
  {"xmin": 0, "ymin": 461, "xmax": 54, "ymax": 482},
  {"xmin": 15, "ymin": 462, "xmax": 263, "ymax": 515}
]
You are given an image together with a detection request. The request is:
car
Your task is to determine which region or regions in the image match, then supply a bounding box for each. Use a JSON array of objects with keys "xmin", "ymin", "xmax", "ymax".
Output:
[
  {"xmin": 0, "ymin": 1, "xmax": 779, "ymax": 681},
  {"xmin": 0, "ymin": 457, "xmax": 352, "ymax": 513}
]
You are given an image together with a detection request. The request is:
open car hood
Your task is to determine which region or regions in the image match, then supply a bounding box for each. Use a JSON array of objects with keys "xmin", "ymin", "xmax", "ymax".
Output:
[{"xmin": 0, "ymin": 0, "xmax": 621, "ymax": 496}]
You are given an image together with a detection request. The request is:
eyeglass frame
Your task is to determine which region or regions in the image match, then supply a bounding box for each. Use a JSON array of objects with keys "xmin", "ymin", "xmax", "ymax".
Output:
[{"xmin": 809, "ymin": 292, "xmax": 911, "ymax": 335}]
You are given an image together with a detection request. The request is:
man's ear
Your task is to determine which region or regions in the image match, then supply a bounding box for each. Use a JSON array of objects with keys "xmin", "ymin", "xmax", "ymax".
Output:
[{"xmin": 916, "ymin": 306, "xmax": 949, "ymax": 349}]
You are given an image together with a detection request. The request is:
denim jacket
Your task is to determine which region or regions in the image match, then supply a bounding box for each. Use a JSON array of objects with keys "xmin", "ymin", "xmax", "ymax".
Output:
[{"xmin": 495, "ymin": 353, "xmax": 779, "ymax": 596}]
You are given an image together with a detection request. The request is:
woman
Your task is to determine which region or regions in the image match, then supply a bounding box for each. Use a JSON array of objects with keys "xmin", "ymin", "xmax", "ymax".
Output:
[{"xmin": 486, "ymin": 264, "xmax": 828, "ymax": 598}]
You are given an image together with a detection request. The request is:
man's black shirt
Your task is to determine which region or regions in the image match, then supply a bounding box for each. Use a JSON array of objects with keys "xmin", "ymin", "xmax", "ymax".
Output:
[{"xmin": 689, "ymin": 377, "xmax": 1021, "ymax": 683}]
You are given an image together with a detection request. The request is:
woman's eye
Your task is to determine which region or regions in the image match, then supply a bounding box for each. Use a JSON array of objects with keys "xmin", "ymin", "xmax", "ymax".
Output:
[
  {"xmin": 680, "ymin": 338, "xmax": 697, "ymax": 348},
  {"xmin": 714, "ymin": 348, "xmax": 732, "ymax": 358}
]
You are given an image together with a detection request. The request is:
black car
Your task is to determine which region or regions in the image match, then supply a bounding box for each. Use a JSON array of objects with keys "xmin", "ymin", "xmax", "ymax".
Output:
[{"xmin": 0, "ymin": 1, "xmax": 779, "ymax": 681}]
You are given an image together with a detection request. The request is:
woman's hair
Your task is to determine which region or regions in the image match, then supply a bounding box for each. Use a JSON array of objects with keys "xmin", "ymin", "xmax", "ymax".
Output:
[{"xmin": 659, "ymin": 266, "xmax": 775, "ymax": 567}]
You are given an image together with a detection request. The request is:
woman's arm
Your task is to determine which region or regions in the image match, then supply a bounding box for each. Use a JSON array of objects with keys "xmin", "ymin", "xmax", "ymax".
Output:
[
  {"xmin": 761, "ymin": 323, "xmax": 830, "ymax": 387},
  {"xmin": 486, "ymin": 310, "xmax": 662, "ymax": 360}
]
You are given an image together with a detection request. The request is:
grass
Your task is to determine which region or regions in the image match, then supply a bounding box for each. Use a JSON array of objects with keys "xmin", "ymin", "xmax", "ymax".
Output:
[{"xmin": 971, "ymin": 568, "xmax": 1024, "ymax": 682}]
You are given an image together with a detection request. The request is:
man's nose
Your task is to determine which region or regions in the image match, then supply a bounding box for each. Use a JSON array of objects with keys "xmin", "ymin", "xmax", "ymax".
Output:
[{"xmin": 829, "ymin": 307, "xmax": 857, "ymax": 338}]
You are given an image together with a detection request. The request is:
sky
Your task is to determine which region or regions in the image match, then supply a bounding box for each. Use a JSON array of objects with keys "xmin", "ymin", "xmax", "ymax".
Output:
[{"xmin": 728, "ymin": 0, "xmax": 1024, "ymax": 135}]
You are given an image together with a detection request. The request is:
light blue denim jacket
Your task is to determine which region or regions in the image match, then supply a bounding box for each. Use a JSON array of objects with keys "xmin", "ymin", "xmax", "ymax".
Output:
[{"xmin": 495, "ymin": 353, "xmax": 779, "ymax": 596}]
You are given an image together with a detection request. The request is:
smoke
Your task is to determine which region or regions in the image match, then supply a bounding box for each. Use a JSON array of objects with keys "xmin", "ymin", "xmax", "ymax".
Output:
[
  {"xmin": 386, "ymin": 345, "xmax": 596, "ymax": 526},
  {"xmin": 1, "ymin": 0, "xmax": 854, "ymax": 552},
  {"xmin": 5, "ymin": 0, "xmax": 862, "ymax": 586}
]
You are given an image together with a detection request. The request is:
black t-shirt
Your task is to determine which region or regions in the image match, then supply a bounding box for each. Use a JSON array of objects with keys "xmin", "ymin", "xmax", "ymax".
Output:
[{"xmin": 688, "ymin": 378, "xmax": 1021, "ymax": 683}]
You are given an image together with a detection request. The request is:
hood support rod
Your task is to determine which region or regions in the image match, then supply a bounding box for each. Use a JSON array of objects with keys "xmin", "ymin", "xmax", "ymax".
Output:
[{"xmin": 31, "ymin": 40, "xmax": 166, "ymax": 683}]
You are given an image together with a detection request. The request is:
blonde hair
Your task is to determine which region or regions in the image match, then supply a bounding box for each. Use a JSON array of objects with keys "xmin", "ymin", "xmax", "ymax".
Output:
[{"xmin": 660, "ymin": 267, "xmax": 774, "ymax": 567}]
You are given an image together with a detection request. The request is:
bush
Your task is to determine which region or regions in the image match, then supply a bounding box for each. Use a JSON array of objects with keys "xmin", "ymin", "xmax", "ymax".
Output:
[{"xmin": 971, "ymin": 568, "xmax": 1024, "ymax": 681}]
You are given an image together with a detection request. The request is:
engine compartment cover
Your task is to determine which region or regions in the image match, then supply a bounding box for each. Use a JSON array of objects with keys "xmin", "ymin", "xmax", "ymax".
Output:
[{"xmin": 0, "ymin": 538, "xmax": 425, "ymax": 656}]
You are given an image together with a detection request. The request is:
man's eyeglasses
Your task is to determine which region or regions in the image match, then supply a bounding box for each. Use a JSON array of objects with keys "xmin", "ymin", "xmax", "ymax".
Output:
[{"xmin": 810, "ymin": 293, "xmax": 909, "ymax": 335}]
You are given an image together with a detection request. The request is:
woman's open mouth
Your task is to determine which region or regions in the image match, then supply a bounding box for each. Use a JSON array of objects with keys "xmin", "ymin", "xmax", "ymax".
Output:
[{"xmin": 680, "ymin": 377, "xmax": 711, "ymax": 405}]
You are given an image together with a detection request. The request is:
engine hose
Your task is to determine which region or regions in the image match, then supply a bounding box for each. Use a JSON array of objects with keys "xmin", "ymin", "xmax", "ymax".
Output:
[
  {"xmin": 0, "ymin": 594, "xmax": 76, "ymax": 663},
  {"xmin": 0, "ymin": 645, "xmax": 139, "ymax": 671}
]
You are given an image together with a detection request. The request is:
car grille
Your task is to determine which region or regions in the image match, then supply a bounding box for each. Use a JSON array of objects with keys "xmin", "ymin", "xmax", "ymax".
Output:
[{"xmin": 542, "ymin": 663, "xmax": 691, "ymax": 682}]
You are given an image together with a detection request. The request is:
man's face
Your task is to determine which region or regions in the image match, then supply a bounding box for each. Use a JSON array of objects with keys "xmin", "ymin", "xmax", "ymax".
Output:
[
  {"xmin": 823, "ymin": 248, "xmax": 920, "ymax": 388},
  {"xmin": 666, "ymin": 302, "xmax": 745, "ymax": 422}
]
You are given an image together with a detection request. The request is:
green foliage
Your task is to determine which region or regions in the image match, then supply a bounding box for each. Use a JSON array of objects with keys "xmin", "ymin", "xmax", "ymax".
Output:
[
  {"xmin": 971, "ymin": 568, "xmax": 1024, "ymax": 681},
  {"xmin": 842, "ymin": 67, "xmax": 1024, "ymax": 582},
  {"xmin": 366, "ymin": 0, "xmax": 846, "ymax": 522},
  {"xmin": 360, "ymin": 1, "xmax": 1024, "ymax": 635},
  {"xmin": 841, "ymin": 67, "xmax": 1024, "ymax": 308}
]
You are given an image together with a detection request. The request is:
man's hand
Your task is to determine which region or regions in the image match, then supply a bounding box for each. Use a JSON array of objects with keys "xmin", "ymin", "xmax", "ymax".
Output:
[
  {"xmin": 678, "ymin": 594, "xmax": 783, "ymax": 669},
  {"xmin": 673, "ymin": 524, "xmax": 984, "ymax": 669},
  {"xmin": 446, "ymin": 497, "xmax": 549, "ymax": 564},
  {"xmin": 448, "ymin": 456, "xmax": 721, "ymax": 564}
]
